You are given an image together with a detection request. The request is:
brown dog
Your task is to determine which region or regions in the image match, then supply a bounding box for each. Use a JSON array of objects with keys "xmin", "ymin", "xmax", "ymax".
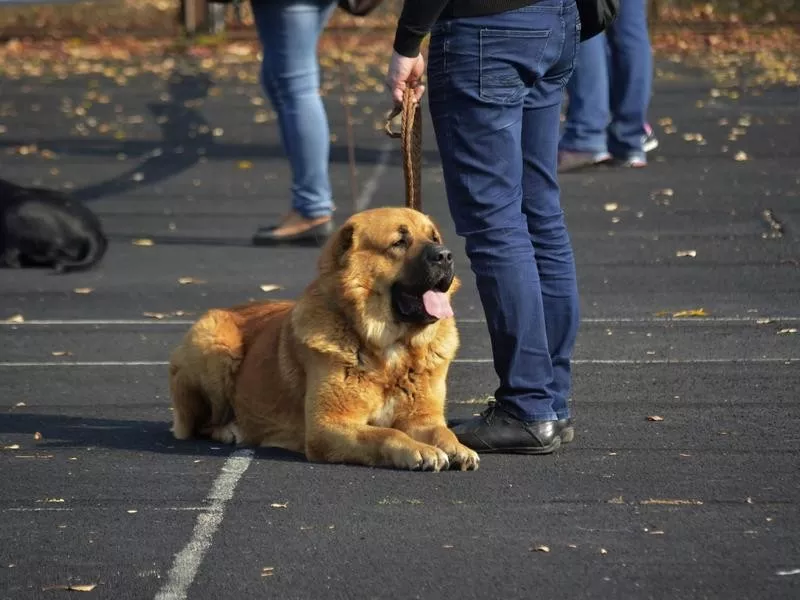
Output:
[{"xmin": 169, "ymin": 207, "xmax": 479, "ymax": 471}]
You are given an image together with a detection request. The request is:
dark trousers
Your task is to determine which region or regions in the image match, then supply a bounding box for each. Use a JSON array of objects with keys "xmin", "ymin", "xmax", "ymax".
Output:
[{"xmin": 428, "ymin": 0, "xmax": 581, "ymax": 421}]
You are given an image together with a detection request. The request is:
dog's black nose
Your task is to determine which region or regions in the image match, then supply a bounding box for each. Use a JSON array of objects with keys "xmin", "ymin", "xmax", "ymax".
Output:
[{"xmin": 424, "ymin": 244, "xmax": 453, "ymax": 265}]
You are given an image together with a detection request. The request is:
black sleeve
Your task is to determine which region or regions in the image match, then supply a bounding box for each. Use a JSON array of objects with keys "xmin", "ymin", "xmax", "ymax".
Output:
[{"xmin": 392, "ymin": 0, "xmax": 450, "ymax": 57}]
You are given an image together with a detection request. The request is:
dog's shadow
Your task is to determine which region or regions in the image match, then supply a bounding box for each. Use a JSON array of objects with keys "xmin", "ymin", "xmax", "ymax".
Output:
[{"xmin": 0, "ymin": 412, "xmax": 306, "ymax": 463}]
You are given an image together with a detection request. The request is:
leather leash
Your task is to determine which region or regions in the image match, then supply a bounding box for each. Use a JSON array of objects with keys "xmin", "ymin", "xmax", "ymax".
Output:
[{"xmin": 384, "ymin": 86, "xmax": 422, "ymax": 212}]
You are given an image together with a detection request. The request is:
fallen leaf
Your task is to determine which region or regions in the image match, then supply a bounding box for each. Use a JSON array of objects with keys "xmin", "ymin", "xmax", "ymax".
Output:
[
  {"xmin": 44, "ymin": 498, "xmax": 64, "ymax": 503},
  {"xmin": 178, "ymin": 277, "xmax": 206, "ymax": 285},
  {"xmin": 4, "ymin": 314, "xmax": 24, "ymax": 324},
  {"xmin": 3, "ymin": 444, "xmax": 20, "ymax": 450},
  {"xmin": 777, "ymin": 328, "xmax": 797, "ymax": 335},
  {"xmin": 608, "ymin": 496, "xmax": 625, "ymax": 504},
  {"xmin": 73, "ymin": 288, "xmax": 93, "ymax": 295},
  {"xmin": 672, "ymin": 308, "xmax": 709, "ymax": 318},
  {"xmin": 42, "ymin": 583, "xmax": 97, "ymax": 592},
  {"xmin": 261, "ymin": 567, "xmax": 275, "ymax": 577},
  {"xmin": 603, "ymin": 203, "xmax": 619, "ymax": 212},
  {"xmin": 259, "ymin": 284, "xmax": 283, "ymax": 293},
  {"xmin": 127, "ymin": 509, "xmax": 138, "ymax": 514},
  {"xmin": 15, "ymin": 402, "xmax": 25, "ymax": 407},
  {"xmin": 34, "ymin": 432, "xmax": 43, "ymax": 440},
  {"xmin": 600, "ymin": 548, "xmax": 608, "ymax": 555},
  {"xmin": 270, "ymin": 502, "xmax": 288, "ymax": 508},
  {"xmin": 132, "ymin": 238, "xmax": 154, "ymax": 247},
  {"xmin": 756, "ymin": 318, "xmax": 774, "ymax": 324},
  {"xmin": 776, "ymin": 569, "xmax": 800, "ymax": 576},
  {"xmin": 734, "ymin": 151, "xmax": 749, "ymax": 161},
  {"xmin": 647, "ymin": 415, "xmax": 665, "ymax": 422},
  {"xmin": 51, "ymin": 351, "xmax": 72, "ymax": 357},
  {"xmin": 237, "ymin": 160, "xmax": 253, "ymax": 170},
  {"xmin": 640, "ymin": 499, "xmax": 703, "ymax": 505},
  {"xmin": 142, "ymin": 312, "xmax": 167, "ymax": 320},
  {"xmin": 532, "ymin": 545, "xmax": 551, "ymax": 553},
  {"xmin": 676, "ymin": 250, "xmax": 697, "ymax": 258}
]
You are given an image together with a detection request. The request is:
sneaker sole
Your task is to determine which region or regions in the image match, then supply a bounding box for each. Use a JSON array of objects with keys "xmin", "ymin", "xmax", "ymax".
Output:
[
  {"xmin": 476, "ymin": 436, "xmax": 562, "ymax": 455},
  {"xmin": 643, "ymin": 138, "xmax": 659, "ymax": 153}
]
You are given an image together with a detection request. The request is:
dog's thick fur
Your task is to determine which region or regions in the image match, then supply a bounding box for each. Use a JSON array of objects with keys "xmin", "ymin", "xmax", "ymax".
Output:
[
  {"xmin": 0, "ymin": 178, "xmax": 107, "ymax": 272},
  {"xmin": 169, "ymin": 207, "xmax": 478, "ymax": 471}
]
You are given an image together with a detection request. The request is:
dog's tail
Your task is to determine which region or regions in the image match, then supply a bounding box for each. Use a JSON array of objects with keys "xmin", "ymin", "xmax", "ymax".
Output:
[{"xmin": 56, "ymin": 231, "xmax": 108, "ymax": 273}]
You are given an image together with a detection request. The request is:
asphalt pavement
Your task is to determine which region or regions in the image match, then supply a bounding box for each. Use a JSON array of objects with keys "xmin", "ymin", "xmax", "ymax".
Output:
[{"xmin": 1, "ymin": 49, "xmax": 799, "ymax": 600}]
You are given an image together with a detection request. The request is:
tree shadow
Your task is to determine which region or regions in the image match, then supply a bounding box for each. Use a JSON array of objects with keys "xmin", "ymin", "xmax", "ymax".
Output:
[
  {"xmin": 0, "ymin": 412, "xmax": 306, "ymax": 463},
  {"xmin": 0, "ymin": 59, "xmax": 441, "ymax": 204}
]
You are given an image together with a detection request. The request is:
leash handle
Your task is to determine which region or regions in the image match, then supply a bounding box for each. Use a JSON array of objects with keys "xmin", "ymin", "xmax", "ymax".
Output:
[{"xmin": 384, "ymin": 87, "xmax": 422, "ymax": 212}]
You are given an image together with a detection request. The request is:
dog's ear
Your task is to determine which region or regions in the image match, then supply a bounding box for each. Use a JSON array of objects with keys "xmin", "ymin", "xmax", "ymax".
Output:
[{"xmin": 318, "ymin": 223, "xmax": 355, "ymax": 273}]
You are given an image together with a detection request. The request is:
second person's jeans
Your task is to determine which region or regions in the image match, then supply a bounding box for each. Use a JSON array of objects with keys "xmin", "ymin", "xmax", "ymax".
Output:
[
  {"xmin": 428, "ymin": 0, "xmax": 581, "ymax": 422},
  {"xmin": 559, "ymin": 0, "xmax": 653, "ymax": 157},
  {"xmin": 251, "ymin": 0, "xmax": 336, "ymax": 219}
]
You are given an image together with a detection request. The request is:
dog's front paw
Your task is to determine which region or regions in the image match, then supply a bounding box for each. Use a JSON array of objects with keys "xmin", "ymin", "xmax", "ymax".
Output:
[
  {"xmin": 389, "ymin": 442, "xmax": 450, "ymax": 472},
  {"xmin": 446, "ymin": 442, "xmax": 480, "ymax": 471}
]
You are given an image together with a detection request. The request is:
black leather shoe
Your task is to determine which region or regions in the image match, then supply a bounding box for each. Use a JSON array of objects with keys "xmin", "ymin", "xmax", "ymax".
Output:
[
  {"xmin": 451, "ymin": 402, "xmax": 562, "ymax": 455},
  {"xmin": 557, "ymin": 418, "xmax": 575, "ymax": 444},
  {"xmin": 252, "ymin": 219, "xmax": 334, "ymax": 247}
]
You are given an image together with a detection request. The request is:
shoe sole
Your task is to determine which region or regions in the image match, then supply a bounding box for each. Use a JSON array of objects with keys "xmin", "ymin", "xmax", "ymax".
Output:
[
  {"xmin": 643, "ymin": 137, "xmax": 659, "ymax": 153},
  {"xmin": 475, "ymin": 435, "xmax": 562, "ymax": 455}
]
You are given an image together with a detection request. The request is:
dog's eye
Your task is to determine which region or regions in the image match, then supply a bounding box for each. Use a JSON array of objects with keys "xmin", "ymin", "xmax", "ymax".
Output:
[
  {"xmin": 391, "ymin": 238, "xmax": 408, "ymax": 250},
  {"xmin": 431, "ymin": 232, "xmax": 441, "ymax": 244}
]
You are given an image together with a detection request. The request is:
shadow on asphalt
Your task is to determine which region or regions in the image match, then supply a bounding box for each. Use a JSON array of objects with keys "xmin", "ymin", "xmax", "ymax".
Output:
[{"xmin": 0, "ymin": 412, "xmax": 307, "ymax": 462}]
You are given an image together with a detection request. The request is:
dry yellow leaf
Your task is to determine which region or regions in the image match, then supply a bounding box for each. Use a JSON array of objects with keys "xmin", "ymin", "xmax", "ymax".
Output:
[
  {"xmin": 600, "ymin": 548, "xmax": 608, "ymax": 555},
  {"xmin": 73, "ymin": 288, "xmax": 93, "ymax": 295},
  {"xmin": 777, "ymin": 328, "xmax": 797, "ymax": 335},
  {"xmin": 51, "ymin": 351, "xmax": 72, "ymax": 357},
  {"xmin": 178, "ymin": 277, "xmax": 207, "ymax": 285},
  {"xmin": 4, "ymin": 314, "xmax": 24, "ymax": 324},
  {"xmin": 270, "ymin": 502, "xmax": 288, "ymax": 508},
  {"xmin": 44, "ymin": 498, "xmax": 64, "ymax": 503},
  {"xmin": 42, "ymin": 584, "xmax": 97, "ymax": 592},
  {"xmin": 261, "ymin": 567, "xmax": 275, "ymax": 577},
  {"xmin": 672, "ymin": 308, "xmax": 709, "ymax": 318},
  {"xmin": 3, "ymin": 444, "xmax": 20, "ymax": 450},
  {"xmin": 676, "ymin": 250, "xmax": 697, "ymax": 258},
  {"xmin": 532, "ymin": 545, "xmax": 551, "ymax": 553},
  {"xmin": 734, "ymin": 151, "xmax": 749, "ymax": 161},
  {"xmin": 132, "ymin": 238, "xmax": 154, "ymax": 247},
  {"xmin": 143, "ymin": 312, "xmax": 167, "ymax": 320},
  {"xmin": 603, "ymin": 203, "xmax": 619, "ymax": 212},
  {"xmin": 238, "ymin": 160, "xmax": 253, "ymax": 170},
  {"xmin": 608, "ymin": 496, "xmax": 625, "ymax": 504},
  {"xmin": 259, "ymin": 284, "xmax": 283, "ymax": 293},
  {"xmin": 647, "ymin": 415, "xmax": 665, "ymax": 422},
  {"xmin": 34, "ymin": 431, "xmax": 43, "ymax": 440}
]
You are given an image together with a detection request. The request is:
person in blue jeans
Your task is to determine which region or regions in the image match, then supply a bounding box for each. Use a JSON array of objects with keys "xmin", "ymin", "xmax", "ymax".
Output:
[
  {"xmin": 558, "ymin": 0, "xmax": 657, "ymax": 172},
  {"xmin": 250, "ymin": 0, "xmax": 337, "ymax": 246},
  {"xmin": 388, "ymin": 0, "xmax": 580, "ymax": 454}
]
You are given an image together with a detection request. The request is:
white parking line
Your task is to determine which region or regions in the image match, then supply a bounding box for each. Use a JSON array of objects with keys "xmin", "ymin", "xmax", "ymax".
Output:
[
  {"xmin": 0, "ymin": 358, "xmax": 797, "ymax": 368},
  {"xmin": 3, "ymin": 316, "xmax": 799, "ymax": 327},
  {"xmin": 154, "ymin": 449, "xmax": 254, "ymax": 600},
  {"xmin": 355, "ymin": 138, "xmax": 394, "ymax": 212}
]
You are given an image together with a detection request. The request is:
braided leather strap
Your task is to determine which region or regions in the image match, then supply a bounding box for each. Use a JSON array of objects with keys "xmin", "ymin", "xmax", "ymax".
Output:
[{"xmin": 385, "ymin": 87, "xmax": 422, "ymax": 212}]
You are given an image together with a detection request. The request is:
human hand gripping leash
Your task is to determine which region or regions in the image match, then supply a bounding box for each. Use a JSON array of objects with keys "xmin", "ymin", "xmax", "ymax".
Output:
[{"xmin": 384, "ymin": 86, "xmax": 423, "ymax": 213}]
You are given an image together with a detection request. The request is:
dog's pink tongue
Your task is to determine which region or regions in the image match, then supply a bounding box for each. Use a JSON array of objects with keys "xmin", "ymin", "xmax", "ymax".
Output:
[{"xmin": 422, "ymin": 290, "xmax": 454, "ymax": 319}]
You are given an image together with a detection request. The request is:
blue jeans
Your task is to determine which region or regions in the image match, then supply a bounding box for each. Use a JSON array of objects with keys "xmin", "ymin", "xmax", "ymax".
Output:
[
  {"xmin": 251, "ymin": 0, "xmax": 336, "ymax": 219},
  {"xmin": 429, "ymin": 0, "xmax": 581, "ymax": 422},
  {"xmin": 559, "ymin": 0, "xmax": 652, "ymax": 157}
]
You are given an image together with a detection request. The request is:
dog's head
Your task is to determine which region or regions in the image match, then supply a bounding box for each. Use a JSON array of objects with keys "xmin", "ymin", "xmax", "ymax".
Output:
[{"xmin": 318, "ymin": 207, "xmax": 459, "ymax": 333}]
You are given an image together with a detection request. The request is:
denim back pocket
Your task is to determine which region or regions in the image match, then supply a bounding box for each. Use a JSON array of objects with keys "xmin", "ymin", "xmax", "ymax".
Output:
[{"xmin": 479, "ymin": 28, "xmax": 551, "ymax": 104}]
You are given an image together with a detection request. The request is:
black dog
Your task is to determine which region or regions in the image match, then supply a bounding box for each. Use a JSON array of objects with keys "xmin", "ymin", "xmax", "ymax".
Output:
[{"xmin": 0, "ymin": 178, "xmax": 107, "ymax": 273}]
